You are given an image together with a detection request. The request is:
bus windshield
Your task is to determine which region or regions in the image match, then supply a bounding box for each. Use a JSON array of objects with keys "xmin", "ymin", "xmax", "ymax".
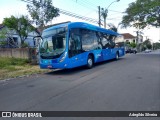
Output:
[{"xmin": 40, "ymin": 27, "xmax": 67, "ymax": 59}]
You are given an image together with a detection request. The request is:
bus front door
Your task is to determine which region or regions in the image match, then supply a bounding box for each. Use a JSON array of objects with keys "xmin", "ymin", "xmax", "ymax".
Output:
[
  {"xmin": 69, "ymin": 53, "xmax": 83, "ymax": 68},
  {"xmin": 69, "ymin": 34, "xmax": 83, "ymax": 68}
]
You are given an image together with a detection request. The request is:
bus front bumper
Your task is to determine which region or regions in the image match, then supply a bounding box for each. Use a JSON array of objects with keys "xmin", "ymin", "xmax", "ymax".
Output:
[{"xmin": 40, "ymin": 62, "xmax": 69, "ymax": 69}]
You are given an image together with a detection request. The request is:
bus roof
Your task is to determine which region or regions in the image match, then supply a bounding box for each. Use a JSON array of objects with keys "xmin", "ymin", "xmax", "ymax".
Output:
[{"xmin": 44, "ymin": 22, "xmax": 119, "ymax": 36}]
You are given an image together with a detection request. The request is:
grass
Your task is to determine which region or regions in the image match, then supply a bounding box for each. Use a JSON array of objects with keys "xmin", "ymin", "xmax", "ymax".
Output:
[{"xmin": 0, "ymin": 57, "xmax": 50, "ymax": 80}]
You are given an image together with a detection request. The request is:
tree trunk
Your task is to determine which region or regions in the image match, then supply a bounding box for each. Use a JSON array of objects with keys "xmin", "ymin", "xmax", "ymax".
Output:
[{"xmin": 104, "ymin": 18, "xmax": 106, "ymax": 28}]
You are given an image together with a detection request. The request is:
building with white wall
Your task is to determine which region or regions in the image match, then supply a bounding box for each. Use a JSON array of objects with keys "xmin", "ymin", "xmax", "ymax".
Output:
[{"xmin": 0, "ymin": 24, "xmax": 39, "ymax": 48}]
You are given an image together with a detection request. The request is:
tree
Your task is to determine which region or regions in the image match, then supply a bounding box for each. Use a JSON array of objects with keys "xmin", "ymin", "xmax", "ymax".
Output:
[
  {"xmin": 153, "ymin": 42, "xmax": 160, "ymax": 49},
  {"xmin": 3, "ymin": 15, "xmax": 35, "ymax": 47},
  {"xmin": 107, "ymin": 23, "xmax": 117, "ymax": 32},
  {"xmin": 0, "ymin": 28, "xmax": 7, "ymax": 47},
  {"xmin": 121, "ymin": 0, "xmax": 160, "ymax": 29},
  {"xmin": 0, "ymin": 27, "xmax": 6, "ymax": 40},
  {"xmin": 101, "ymin": 8, "xmax": 108, "ymax": 28},
  {"xmin": 27, "ymin": 0, "xmax": 59, "ymax": 29},
  {"xmin": 0, "ymin": 28, "xmax": 19, "ymax": 48},
  {"xmin": 137, "ymin": 43, "xmax": 144, "ymax": 51},
  {"xmin": 129, "ymin": 42, "xmax": 137, "ymax": 48},
  {"xmin": 143, "ymin": 39, "xmax": 152, "ymax": 49}
]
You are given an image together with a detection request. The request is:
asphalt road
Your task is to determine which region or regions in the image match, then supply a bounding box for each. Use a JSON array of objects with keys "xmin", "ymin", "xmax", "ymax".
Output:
[{"xmin": 0, "ymin": 50, "xmax": 159, "ymax": 120}]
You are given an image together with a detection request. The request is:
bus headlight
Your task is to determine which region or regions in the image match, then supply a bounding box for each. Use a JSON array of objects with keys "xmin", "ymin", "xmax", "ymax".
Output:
[{"xmin": 60, "ymin": 52, "xmax": 67, "ymax": 62}]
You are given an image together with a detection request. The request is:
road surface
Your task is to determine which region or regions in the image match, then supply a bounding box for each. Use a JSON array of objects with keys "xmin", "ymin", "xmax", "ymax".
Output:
[{"xmin": 0, "ymin": 50, "xmax": 160, "ymax": 120}]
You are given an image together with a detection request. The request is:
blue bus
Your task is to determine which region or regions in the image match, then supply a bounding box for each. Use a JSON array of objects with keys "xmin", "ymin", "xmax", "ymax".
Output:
[{"xmin": 38, "ymin": 22, "xmax": 125, "ymax": 69}]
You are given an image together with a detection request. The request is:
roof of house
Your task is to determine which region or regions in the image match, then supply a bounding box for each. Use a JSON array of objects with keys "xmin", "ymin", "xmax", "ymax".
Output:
[{"xmin": 121, "ymin": 33, "xmax": 136, "ymax": 39}]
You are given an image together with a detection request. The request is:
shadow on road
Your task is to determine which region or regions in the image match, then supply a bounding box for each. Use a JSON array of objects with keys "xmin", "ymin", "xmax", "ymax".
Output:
[
  {"xmin": 46, "ymin": 66, "xmax": 87, "ymax": 75},
  {"xmin": 45, "ymin": 58, "xmax": 124, "ymax": 76}
]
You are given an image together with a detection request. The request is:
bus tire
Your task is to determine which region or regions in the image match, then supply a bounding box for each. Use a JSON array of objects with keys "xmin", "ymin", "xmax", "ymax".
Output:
[
  {"xmin": 87, "ymin": 55, "xmax": 93, "ymax": 69},
  {"xmin": 115, "ymin": 52, "xmax": 119, "ymax": 60}
]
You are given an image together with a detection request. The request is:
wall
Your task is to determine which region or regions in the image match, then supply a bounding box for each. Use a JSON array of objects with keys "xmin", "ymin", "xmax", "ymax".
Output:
[{"xmin": 0, "ymin": 48, "xmax": 38, "ymax": 64}]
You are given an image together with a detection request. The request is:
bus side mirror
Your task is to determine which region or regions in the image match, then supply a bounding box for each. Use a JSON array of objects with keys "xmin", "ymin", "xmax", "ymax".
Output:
[{"xmin": 33, "ymin": 36, "xmax": 43, "ymax": 47}]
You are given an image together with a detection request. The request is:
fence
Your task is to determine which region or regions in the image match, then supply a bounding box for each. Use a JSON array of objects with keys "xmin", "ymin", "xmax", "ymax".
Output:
[{"xmin": 0, "ymin": 48, "xmax": 38, "ymax": 64}]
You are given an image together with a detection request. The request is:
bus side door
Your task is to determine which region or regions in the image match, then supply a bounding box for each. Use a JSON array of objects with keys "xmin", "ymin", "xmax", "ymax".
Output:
[
  {"xmin": 103, "ymin": 48, "xmax": 112, "ymax": 60},
  {"xmin": 68, "ymin": 34, "xmax": 83, "ymax": 68}
]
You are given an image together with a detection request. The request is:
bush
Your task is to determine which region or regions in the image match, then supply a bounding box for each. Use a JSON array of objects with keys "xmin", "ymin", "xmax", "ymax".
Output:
[
  {"xmin": 0, "ymin": 57, "xmax": 29, "ymax": 69},
  {"xmin": 21, "ymin": 42, "xmax": 29, "ymax": 48}
]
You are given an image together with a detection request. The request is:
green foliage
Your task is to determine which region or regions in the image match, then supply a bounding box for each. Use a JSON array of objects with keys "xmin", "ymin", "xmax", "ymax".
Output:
[
  {"xmin": 121, "ymin": 0, "xmax": 160, "ymax": 29},
  {"xmin": 137, "ymin": 43, "xmax": 144, "ymax": 51},
  {"xmin": 0, "ymin": 28, "xmax": 7, "ymax": 39},
  {"xmin": 143, "ymin": 39, "xmax": 152, "ymax": 49},
  {"xmin": 27, "ymin": 0, "xmax": 59, "ymax": 29},
  {"xmin": 125, "ymin": 41, "xmax": 130, "ymax": 45},
  {"xmin": 0, "ymin": 28, "xmax": 7, "ymax": 47},
  {"xmin": 0, "ymin": 57, "xmax": 29, "ymax": 69},
  {"xmin": 129, "ymin": 42, "xmax": 137, "ymax": 48},
  {"xmin": 3, "ymin": 15, "xmax": 35, "ymax": 47},
  {"xmin": 0, "ymin": 41, "xmax": 7, "ymax": 46},
  {"xmin": 147, "ymin": 44, "xmax": 152, "ymax": 50},
  {"xmin": 125, "ymin": 42, "xmax": 137, "ymax": 49},
  {"xmin": 153, "ymin": 42, "xmax": 160, "ymax": 49},
  {"xmin": 21, "ymin": 42, "xmax": 29, "ymax": 48}
]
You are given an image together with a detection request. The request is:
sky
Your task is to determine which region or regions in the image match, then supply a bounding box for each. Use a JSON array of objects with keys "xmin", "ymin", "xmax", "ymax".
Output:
[{"xmin": 0, "ymin": 0, "xmax": 159, "ymax": 42}]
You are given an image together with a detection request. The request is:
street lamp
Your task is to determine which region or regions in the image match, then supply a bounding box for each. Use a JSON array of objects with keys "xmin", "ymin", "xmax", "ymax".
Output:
[
  {"xmin": 100, "ymin": 0, "xmax": 120, "ymax": 28},
  {"xmin": 107, "ymin": 0, "xmax": 120, "ymax": 9}
]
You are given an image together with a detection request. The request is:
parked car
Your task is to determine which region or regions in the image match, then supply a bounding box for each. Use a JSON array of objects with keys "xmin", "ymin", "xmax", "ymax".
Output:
[
  {"xmin": 144, "ymin": 49, "xmax": 152, "ymax": 53},
  {"xmin": 126, "ymin": 48, "xmax": 137, "ymax": 54}
]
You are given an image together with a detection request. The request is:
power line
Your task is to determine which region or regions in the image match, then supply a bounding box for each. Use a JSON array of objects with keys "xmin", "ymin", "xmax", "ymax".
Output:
[
  {"xmin": 80, "ymin": 0, "xmax": 98, "ymax": 8},
  {"xmin": 59, "ymin": 9, "xmax": 99, "ymax": 24},
  {"xmin": 71, "ymin": 0, "xmax": 97, "ymax": 11},
  {"xmin": 21, "ymin": 0, "xmax": 122, "ymax": 25},
  {"xmin": 20, "ymin": 0, "xmax": 32, "ymax": 4},
  {"xmin": 108, "ymin": 9, "xmax": 125, "ymax": 13},
  {"xmin": 74, "ymin": 0, "xmax": 123, "ymax": 13},
  {"xmin": 20, "ymin": 0, "xmax": 99, "ymax": 24},
  {"xmin": 70, "ymin": 0, "xmax": 98, "ymax": 19}
]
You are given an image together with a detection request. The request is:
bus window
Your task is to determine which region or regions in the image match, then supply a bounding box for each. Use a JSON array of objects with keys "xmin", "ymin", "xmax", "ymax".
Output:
[
  {"xmin": 95, "ymin": 32, "xmax": 103, "ymax": 49},
  {"xmin": 81, "ymin": 29, "xmax": 95, "ymax": 51},
  {"xmin": 69, "ymin": 29, "xmax": 82, "ymax": 57},
  {"xmin": 102, "ymin": 34, "xmax": 110, "ymax": 49},
  {"xmin": 106, "ymin": 35, "xmax": 116, "ymax": 48},
  {"xmin": 96, "ymin": 33, "xmax": 111, "ymax": 49}
]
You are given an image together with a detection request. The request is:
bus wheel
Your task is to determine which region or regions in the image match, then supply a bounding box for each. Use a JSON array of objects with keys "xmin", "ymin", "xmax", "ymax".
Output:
[
  {"xmin": 115, "ymin": 52, "xmax": 119, "ymax": 60},
  {"xmin": 87, "ymin": 55, "xmax": 93, "ymax": 69}
]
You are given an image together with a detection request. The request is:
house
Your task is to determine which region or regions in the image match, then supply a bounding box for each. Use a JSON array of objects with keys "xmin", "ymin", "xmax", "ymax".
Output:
[
  {"xmin": 121, "ymin": 33, "xmax": 136, "ymax": 44},
  {"xmin": 115, "ymin": 33, "xmax": 137, "ymax": 47},
  {"xmin": 0, "ymin": 24, "xmax": 39, "ymax": 48}
]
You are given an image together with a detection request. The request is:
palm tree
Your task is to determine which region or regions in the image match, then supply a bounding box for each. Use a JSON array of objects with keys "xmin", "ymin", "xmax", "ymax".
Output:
[
  {"xmin": 101, "ymin": 0, "xmax": 120, "ymax": 28},
  {"xmin": 101, "ymin": 8, "xmax": 108, "ymax": 28}
]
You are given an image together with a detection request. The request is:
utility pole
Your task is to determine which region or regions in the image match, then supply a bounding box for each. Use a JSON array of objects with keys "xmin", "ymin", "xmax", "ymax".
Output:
[
  {"xmin": 100, "ymin": 0, "xmax": 120, "ymax": 28},
  {"xmin": 136, "ymin": 31, "xmax": 139, "ymax": 44},
  {"xmin": 98, "ymin": 6, "xmax": 101, "ymax": 27}
]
